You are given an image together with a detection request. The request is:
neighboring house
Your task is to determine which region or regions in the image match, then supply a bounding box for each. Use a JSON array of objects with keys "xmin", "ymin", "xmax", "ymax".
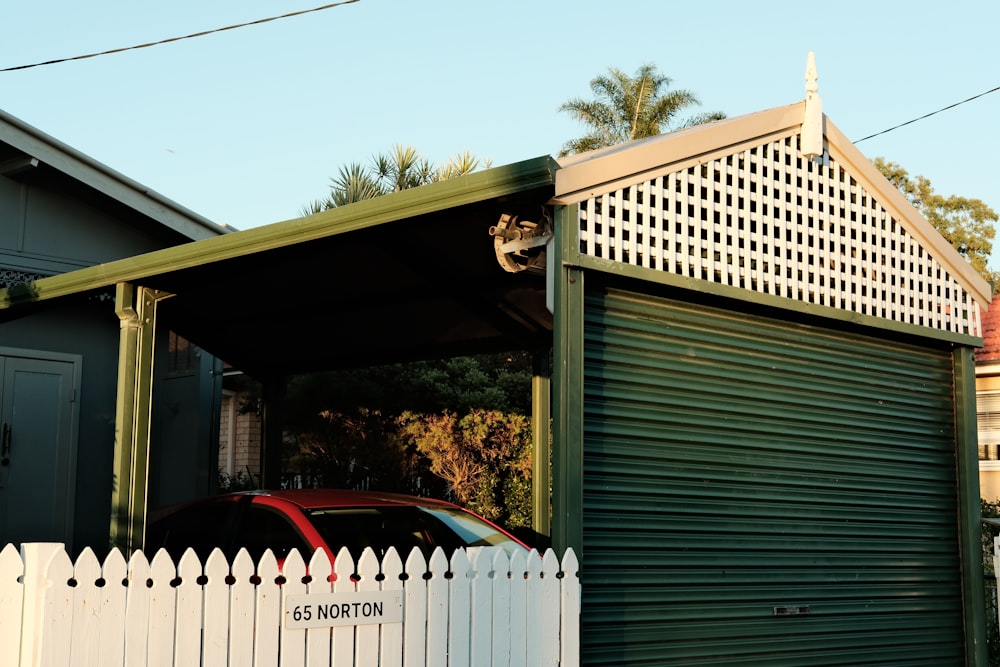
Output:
[
  {"xmin": 0, "ymin": 109, "xmax": 228, "ymax": 553},
  {"xmin": 217, "ymin": 369, "xmax": 262, "ymax": 488},
  {"xmin": 0, "ymin": 61, "xmax": 993, "ymax": 663},
  {"xmin": 976, "ymin": 292, "xmax": 1000, "ymax": 500}
]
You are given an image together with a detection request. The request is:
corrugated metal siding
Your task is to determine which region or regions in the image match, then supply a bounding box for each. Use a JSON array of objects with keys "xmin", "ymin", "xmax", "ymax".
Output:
[{"xmin": 582, "ymin": 287, "xmax": 963, "ymax": 666}]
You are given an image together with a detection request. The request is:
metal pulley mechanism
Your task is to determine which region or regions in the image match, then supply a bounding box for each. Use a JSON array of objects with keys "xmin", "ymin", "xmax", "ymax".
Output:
[{"xmin": 489, "ymin": 211, "xmax": 552, "ymax": 274}]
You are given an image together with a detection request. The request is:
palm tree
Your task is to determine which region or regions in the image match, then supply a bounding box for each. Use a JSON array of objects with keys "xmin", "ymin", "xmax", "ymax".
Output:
[
  {"xmin": 302, "ymin": 145, "xmax": 492, "ymax": 215},
  {"xmin": 558, "ymin": 64, "xmax": 725, "ymax": 156}
]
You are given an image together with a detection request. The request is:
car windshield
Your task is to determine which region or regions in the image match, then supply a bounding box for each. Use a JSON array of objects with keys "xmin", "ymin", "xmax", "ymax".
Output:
[{"xmin": 305, "ymin": 505, "xmax": 526, "ymax": 560}]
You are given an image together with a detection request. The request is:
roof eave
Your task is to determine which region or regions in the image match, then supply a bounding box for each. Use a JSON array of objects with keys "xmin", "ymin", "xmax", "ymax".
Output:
[
  {"xmin": 552, "ymin": 103, "xmax": 804, "ymax": 205},
  {"xmin": 0, "ymin": 108, "xmax": 229, "ymax": 241},
  {"xmin": 823, "ymin": 118, "xmax": 993, "ymax": 308}
]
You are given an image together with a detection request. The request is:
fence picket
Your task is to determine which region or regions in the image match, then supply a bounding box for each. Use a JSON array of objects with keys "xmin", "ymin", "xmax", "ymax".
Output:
[
  {"xmin": 560, "ymin": 550, "xmax": 581, "ymax": 667},
  {"xmin": 356, "ymin": 548, "xmax": 382, "ymax": 666},
  {"xmin": 469, "ymin": 548, "xmax": 492, "ymax": 666},
  {"xmin": 525, "ymin": 550, "xmax": 547, "ymax": 667},
  {"xmin": 380, "ymin": 548, "xmax": 404, "ymax": 667},
  {"xmin": 279, "ymin": 549, "xmax": 307, "ymax": 667},
  {"xmin": 253, "ymin": 550, "xmax": 282, "ymax": 667},
  {"xmin": 509, "ymin": 549, "xmax": 528, "ymax": 667},
  {"xmin": 173, "ymin": 549, "xmax": 203, "ymax": 666},
  {"xmin": 146, "ymin": 549, "xmax": 177, "ymax": 667},
  {"xmin": 40, "ymin": 546, "xmax": 73, "ymax": 667},
  {"xmin": 5, "ymin": 543, "xmax": 579, "ymax": 667},
  {"xmin": 230, "ymin": 549, "xmax": 257, "ymax": 667},
  {"xmin": 403, "ymin": 548, "xmax": 428, "ymax": 667},
  {"xmin": 538, "ymin": 549, "xmax": 561, "ymax": 667},
  {"xmin": 491, "ymin": 549, "xmax": 512, "ymax": 666},
  {"xmin": 331, "ymin": 547, "xmax": 356, "ymax": 666},
  {"xmin": 123, "ymin": 550, "xmax": 151, "ymax": 667},
  {"xmin": 426, "ymin": 548, "xmax": 449, "ymax": 666},
  {"xmin": 98, "ymin": 549, "xmax": 127, "ymax": 667},
  {"xmin": 203, "ymin": 549, "xmax": 232, "ymax": 666},
  {"xmin": 447, "ymin": 550, "xmax": 471, "ymax": 667},
  {"xmin": 305, "ymin": 548, "xmax": 332, "ymax": 667},
  {"xmin": 68, "ymin": 548, "xmax": 102, "ymax": 666},
  {"xmin": 0, "ymin": 544, "xmax": 24, "ymax": 667}
]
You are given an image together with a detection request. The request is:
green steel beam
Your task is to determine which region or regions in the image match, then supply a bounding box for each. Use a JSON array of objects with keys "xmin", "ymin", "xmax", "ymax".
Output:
[
  {"xmin": 571, "ymin": 253, "xmax": 984, "ymax": 349},
  {"xmin": 953, "ymin": 347, "xmax": 989, "ymax": 667},
  {"xmin": 531, "ymin": 350, "xmax": 552, "ymax": 547},
  {"xmin": 109, "ymin": 283, "xmax": 170, "ymax": 553},
  {"xmin": 551, "ymin": 204, "xmax": 585, "ymax": 555}
]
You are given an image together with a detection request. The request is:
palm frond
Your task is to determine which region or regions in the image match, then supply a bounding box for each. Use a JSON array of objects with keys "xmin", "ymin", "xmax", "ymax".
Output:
[{"xmin": 559, "ymin": 63, "xmax": 726, "ymax": 154}]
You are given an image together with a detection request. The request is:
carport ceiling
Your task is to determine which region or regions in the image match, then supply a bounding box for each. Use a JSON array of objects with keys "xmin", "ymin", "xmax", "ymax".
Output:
[
  {"xmin": 158, "ymin": 196, "xmax": 555, "ymax": 376},
  {"xmin": 1, "ymin": 156, "xmax": 558, "ymax": 378}
]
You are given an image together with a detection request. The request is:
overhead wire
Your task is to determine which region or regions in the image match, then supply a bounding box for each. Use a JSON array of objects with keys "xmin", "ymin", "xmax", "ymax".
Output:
[
  {"xmin": 0, "ymin": 0, "xmax": 360, "ymax": 73},
  {"xmin": 854, "ymin": 85, "xmax": 1000, "ymax": 143},
  {"xmin": 1, "ymin": 2, "xmax": 995, "ymax": 148}
]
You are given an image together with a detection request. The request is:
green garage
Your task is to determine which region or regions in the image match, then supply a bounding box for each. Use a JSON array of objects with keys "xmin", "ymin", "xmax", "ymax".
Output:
[{"xmin": 549, "ymin": 102, "xmax": 988, "ymax": 664}]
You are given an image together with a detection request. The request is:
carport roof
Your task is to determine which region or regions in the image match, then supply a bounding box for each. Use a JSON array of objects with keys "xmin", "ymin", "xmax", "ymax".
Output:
[{"xmin": 0, "ymin": 155, "xmax": 559, "ymax": 377}]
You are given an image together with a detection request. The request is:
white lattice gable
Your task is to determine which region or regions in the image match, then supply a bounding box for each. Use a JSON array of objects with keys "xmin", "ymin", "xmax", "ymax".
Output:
[{"xmin": 552, "ymin": 103, "xmax": 990, "ymax": 338}]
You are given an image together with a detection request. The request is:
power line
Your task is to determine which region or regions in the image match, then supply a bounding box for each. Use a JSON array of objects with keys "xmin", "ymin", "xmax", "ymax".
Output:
[
  {"xmin": 855, "ymin": 85, "xmax": 1000, "ymax": 143},
  {"xmin": 0, "ymin": 0, "xmax": 361, "ymax": 73},
  {"xmin": 5, "ymin": 10, "xmax": 995, "ymax": 149}
]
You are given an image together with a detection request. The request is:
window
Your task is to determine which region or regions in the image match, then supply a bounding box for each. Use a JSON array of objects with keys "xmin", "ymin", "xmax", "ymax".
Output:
[
  {"xmin": 167, "ymin": 331, "xmax": 196, "ymax": 374},
  {"xmin": 978, "ymin": 391, "xmax": 1000, "ymax": 462}
]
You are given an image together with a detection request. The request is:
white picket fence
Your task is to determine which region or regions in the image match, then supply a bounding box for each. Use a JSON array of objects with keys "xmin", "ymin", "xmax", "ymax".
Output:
[{"xmin": 0, "ymin": 542, "xmax": 579, "ymax": 667}]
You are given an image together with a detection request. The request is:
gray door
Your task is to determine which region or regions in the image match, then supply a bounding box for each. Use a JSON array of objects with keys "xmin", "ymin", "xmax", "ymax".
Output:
[{"xmin": 0, "ymin": 352, "xmax": 79, "ymax": 546}]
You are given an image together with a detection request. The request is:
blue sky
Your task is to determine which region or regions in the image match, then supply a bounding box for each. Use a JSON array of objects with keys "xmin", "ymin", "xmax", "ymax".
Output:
[{"xmin": 3, "ymin": 1, "xmax": 999, "ymax": 265}]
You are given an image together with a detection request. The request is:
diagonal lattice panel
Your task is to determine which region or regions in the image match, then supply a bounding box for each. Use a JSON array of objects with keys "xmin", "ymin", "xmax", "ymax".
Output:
[{"xmin": 576, "ymin": 133, "xmax": 981, "ymax": 337}]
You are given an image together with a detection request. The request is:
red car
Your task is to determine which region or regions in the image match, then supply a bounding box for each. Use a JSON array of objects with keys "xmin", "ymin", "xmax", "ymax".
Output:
[{"xmin": 145, "ymin": 489, "xmax": 529, "ymax": 565}]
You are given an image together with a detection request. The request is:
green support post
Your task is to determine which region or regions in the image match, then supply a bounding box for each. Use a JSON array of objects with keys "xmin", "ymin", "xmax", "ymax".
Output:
[
  {"xmin": 109, "ymin": 283, "xmax": 169, "ymax": 553},
  {"xmin": 531, "ymin": 350, "xmax": 552, "ymax": 548},
  {"xmin": 551, "ymin": 204, "xmax": 585, "ymax": 555},
  {"xmin": 954, "ymin": 347, "xmax": 989, "ymax": 667}
]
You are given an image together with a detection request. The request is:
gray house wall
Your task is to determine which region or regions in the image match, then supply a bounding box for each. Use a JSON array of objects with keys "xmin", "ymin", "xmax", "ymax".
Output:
[
  {"xmin": 148, "ymin": 332, "xmax": 224, "ymax": 511},
  {"xmin": 1, "ymin": 302, "xmax": 117, "ymax": 550},
  {"xmin": 0, "ymin": 112, "xmax": 226, "ymax": 555}
]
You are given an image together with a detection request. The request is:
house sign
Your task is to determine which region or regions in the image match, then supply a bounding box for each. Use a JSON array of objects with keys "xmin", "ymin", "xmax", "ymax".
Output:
[{"xmin": 284, "ymin": 590, "xmax": 403, "ymax": 629}]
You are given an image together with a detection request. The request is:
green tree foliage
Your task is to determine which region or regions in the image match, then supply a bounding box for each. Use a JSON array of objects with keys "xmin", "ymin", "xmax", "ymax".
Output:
[
  {"xmin": 398, "ymin": 409, "xmax": 533, "ymax": 530},
  {"xmin": 284, "ymin": 353, "xmax": 533, "ymax": 418},
  {"xmin": 874, "ymin": 158, "xmax": 998, "ymax": 280},
  {"xmin": 301, "ymin": 145, "xmax": 492, "ymax": 215},
  {"xmin": 281, "ymin": 353, "xmax": 536, "ymax": 525},
  {"xmin": 284, "ymin": 406, "xmax": 426, "ymax": 493},
  {"xmin": 558, "ymin": 64, "xmax": 725, "ymax": 156}
]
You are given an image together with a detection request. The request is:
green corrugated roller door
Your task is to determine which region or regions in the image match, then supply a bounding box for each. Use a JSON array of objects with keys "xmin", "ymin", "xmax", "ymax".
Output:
[{"xmin": 581, "ymin": 287, "xmax": 963, "ymax": 666}]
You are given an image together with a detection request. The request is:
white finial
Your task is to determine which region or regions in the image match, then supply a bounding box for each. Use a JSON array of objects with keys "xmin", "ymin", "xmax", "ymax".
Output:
[
  {"xmin": 805, "ymin": 51, "xmax": 819, "ymax": 97},
  {"xmin": 801, "ymin": 51, "xmax": 823, "ymax": 159}
]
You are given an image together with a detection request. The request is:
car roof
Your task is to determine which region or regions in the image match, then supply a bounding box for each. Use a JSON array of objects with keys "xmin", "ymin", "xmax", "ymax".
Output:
[{"xmin": 233, "ymin": 488, "xmax": 459, "ymax": 511}]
